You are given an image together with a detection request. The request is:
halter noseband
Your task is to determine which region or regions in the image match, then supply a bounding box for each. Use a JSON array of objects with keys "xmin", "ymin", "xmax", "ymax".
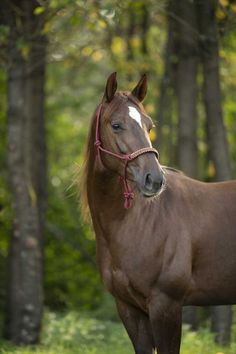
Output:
[{"xmin": 94, "ymin": 103, "xmax": 159, "ymax": 209}]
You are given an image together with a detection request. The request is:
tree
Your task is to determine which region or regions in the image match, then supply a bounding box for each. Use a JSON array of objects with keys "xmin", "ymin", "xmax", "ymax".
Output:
[
  {"xmin": 1, "ymin": 0, "xmax": 47, "ymax": 344},
  {"xmin": 173, "ymin": 0, "xmax": 198, "ymax": 178},
  {"xmin": 165, "ymin": 0, "xmax": 233, "ymax": 339},
  {"xmin": 196, "ymin": 0, "xmax": 232, "ymax": 345},
  {"xmin": 197, "ymin": 0, "xmax": 231, "ymax": 181},
  {"xmin": 167, "ymin": 0, "xmax": 199, "ymax": 330}
]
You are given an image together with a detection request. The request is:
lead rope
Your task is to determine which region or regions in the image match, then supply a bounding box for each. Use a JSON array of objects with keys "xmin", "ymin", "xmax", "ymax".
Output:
[
  {"xmin": 94, "ymin": 104, "xmax": 159, "ymax": 209},
  {"xmin": 120, "ymin": 160, "xmax": 134, "ymax": 209}
]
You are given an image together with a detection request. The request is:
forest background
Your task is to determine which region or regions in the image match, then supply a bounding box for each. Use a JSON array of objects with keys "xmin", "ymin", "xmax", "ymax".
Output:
[{"xmin": 0, "ymin": 0, "xmax": 236, "ymax": 353}]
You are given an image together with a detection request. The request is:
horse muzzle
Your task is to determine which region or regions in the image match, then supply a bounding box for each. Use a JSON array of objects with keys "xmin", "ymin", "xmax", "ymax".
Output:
[{"xmin": 139, "ymin": 170, "xmax": 165, "ymax": 197}]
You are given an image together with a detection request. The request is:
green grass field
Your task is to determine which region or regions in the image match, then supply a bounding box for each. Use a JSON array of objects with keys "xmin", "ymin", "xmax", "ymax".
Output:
[{"xmin": 1, "ymin": 312, "xmax": 236, "ymax": 354}]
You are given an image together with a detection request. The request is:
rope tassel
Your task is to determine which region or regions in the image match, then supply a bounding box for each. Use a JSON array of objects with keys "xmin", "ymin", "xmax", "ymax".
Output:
[{"xmin": 124, "ymin": 191, "xmax": 134, "ymax": 209}]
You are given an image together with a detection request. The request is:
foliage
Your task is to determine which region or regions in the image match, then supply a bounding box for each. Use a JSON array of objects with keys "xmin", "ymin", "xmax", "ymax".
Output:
[
  {"xmin": 0, "ymin": 0, "xmax": 236, "ymax": 341},
  {"xmin": 1, "ymin": 311, "xmax": 236, "ymax": 354}
]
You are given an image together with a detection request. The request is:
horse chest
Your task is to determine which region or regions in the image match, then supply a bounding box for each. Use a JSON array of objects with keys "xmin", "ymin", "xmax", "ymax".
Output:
[
  {"xmin": 100, "ymin": 228, "xmax": 164, "ymax": 309},
  {"xmin": 111, "ymin": 267, "xmax": 148, "ymax": 312}
]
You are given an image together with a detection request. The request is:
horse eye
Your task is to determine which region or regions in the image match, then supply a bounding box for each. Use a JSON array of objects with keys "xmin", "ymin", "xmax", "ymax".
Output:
[{"xmin": 111, "ymin": 122, "xmax": 122, "ymax": 131}]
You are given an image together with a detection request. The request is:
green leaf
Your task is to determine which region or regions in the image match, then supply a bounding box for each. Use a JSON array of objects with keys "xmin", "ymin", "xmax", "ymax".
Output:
[{"xmin": 34, "ymin": 6, "xmax": 45, "ymax": 15}]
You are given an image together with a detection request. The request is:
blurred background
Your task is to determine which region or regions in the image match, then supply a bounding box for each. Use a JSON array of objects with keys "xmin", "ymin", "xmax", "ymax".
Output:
[{"xmin": 0, "ymin": 0, "xmax": 236, "ymax": 353}]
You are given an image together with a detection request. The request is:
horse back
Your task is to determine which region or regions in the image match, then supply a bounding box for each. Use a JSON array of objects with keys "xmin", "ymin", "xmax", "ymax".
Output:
[{"xmin": 181, "ymin": 178, "xmax": 236, "ymax": 305}]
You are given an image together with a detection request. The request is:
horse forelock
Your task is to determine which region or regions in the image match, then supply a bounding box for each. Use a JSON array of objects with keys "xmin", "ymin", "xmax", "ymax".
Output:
[{"xmin": 102, "ymin": 92, "xmax": 144, "ymax": 121}]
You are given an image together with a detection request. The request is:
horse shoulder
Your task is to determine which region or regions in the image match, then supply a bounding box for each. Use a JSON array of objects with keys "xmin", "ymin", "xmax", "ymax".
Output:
[{"xmin": 96, "ymin": 237, "xmax": 114, "ymax": 293}]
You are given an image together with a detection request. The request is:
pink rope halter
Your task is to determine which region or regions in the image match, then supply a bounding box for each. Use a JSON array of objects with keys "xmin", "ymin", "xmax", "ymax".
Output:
[{"xmin": 94, "ymin": 104, "xmax": 159, "ymax": 209}]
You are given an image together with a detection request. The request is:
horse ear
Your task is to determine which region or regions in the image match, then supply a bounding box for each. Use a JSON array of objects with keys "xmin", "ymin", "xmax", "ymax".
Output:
[
  {"xmin": 104, "ymin": 72, "xmax": 117, "ymax": 102},
  {"xmin": 131, "ymin": 74, "xmax": 147, "ymax": 102}
]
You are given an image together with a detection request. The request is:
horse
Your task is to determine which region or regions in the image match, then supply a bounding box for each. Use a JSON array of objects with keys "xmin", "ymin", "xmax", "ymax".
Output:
[{"xmin": 80, "ymin": 72, "xmax": 236, "ymax": 354}]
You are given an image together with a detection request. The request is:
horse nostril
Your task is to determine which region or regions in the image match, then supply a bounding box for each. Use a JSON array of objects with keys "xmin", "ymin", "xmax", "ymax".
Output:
[
  {"xmin": 154, "ymin": 178, "xmax": 163, "ymax": 191},
  {"xmin": 144, "ymin": 172, "xmax": 163, "ymax": 193},
  {"xmin": 145, "ymin": 173, "xmax": 153, "ymax": 191}
]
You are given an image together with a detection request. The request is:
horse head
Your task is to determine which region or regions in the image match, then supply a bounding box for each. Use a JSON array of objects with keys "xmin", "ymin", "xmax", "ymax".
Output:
[{"xmin": 94, "ymin": 72, "xmax": 164, "ymax": 206}]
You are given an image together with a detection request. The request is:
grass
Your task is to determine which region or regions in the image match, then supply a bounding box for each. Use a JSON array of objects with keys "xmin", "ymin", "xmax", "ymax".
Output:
[{"xmin": 0, "ymin": 311, "xmax": 236, "ymax": 354}]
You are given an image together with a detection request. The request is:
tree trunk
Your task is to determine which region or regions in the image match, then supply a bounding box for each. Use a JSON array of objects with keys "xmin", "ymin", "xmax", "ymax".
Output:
[
  {"xmin": 196, "ymin": 0, "xmax": 231, "ymax": 181},
  {"xmin": 211, "ymin": 306, "xmax": 232, "ymax": 345},
  {"xmin": 153, "ymin": 2, "xmax": 173, "ymax": 153},
  {"xmin": 196, "ymin": 0, "xmax": 232, "ymax": 345},
  {"xmin": 2, "ymin": 0, "xmax": 47, "ymax": 345},
  {"xmin": 172, "ymin": 0, "xmax": 198, "ymax": 178},
  {"xmin": 140, "ymin": 3, "xmax": 149, "ymax": 56},
  {"xmin": 169, "ymin": 0, "xmax": 199, "ymax": 329}
]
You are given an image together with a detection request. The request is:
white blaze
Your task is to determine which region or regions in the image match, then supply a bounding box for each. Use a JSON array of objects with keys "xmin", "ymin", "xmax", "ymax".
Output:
[{"xmin": 128, "ymin": 106, "xmax": 142, "ymax": 127}]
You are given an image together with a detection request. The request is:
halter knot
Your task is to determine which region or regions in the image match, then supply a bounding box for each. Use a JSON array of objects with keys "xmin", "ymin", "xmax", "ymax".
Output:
[
  {"xmin": 127, "ymin": 154, "xmax": 133, "ymax": 161},
  {"xmin": 94, "ymin": 140, "xmax": 101, "ymax": 147},
  {"xmin": 124, "ymin": 191, "xmax": 134, "ymax": 209}
]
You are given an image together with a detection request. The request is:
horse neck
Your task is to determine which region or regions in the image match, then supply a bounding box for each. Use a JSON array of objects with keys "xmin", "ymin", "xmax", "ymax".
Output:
[
  {"xmin": 86, "ymin": 147, "xmax": 128, "ymax": 227},
  {"xmin": 85, "ymin": 112, "xmax": 160, "ymax": 237}
]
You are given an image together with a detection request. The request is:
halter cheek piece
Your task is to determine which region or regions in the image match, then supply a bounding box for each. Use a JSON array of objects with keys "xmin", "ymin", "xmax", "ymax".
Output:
[{"xmin": 94, "ymin": 104, "xmax": 159, "ymax": 209}]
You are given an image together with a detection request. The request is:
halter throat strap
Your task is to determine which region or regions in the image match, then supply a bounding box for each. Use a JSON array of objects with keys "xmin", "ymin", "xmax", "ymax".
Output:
[{"xmin": 94, "ymin": 104, "xmax": 159, "ymax": 209}]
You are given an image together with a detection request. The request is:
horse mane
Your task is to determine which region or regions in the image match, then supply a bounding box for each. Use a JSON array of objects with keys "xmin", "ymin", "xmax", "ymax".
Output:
[
  {"xmin": 79, "ymin": 92, "xmax": 143, "ymax": 221},
  {"xmin": 163, "ymin": 166, "xmax": 184, "ymax": 175},
  {"xmin": 79, "ymin": 108, "xmax": 96, "ymax": 222}
]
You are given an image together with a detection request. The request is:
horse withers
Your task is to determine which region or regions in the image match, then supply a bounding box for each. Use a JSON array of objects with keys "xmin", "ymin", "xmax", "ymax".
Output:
[{"xmin": 80, "ymin": 72, "xmax": 236, "ymax": 354}]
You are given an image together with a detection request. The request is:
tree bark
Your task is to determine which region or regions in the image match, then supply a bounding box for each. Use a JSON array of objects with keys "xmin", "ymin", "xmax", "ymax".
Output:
[
  {"xmin": 168, "ymin": 0, "xmax": 199, "ymax": 329},
  {"xmin": 196, "ymin": 0, "xmax": 232, "ymax": 345},
  {"xmin": 172, "ymin": 0, "xmax": 198, "ymax": 178},
  {"xmin": 2, "ymin": 0, "xmax": 47, "ymax": 345},
  {"xmin": 140, "ymin": 3, "xmax": 149, "ymax": 56},
  {"xmin": 153, "ymin": 2, "xmax": 173, "ymax": 154},
  {"xmin": 196, "ymin": 0, "xmax": 231, "ymax": 181},
  {"xmin": 153, "ymin": 0, "xmax": 179, "ymax": 168},
  {"xmin": 211, "ymin": 306, "xmax": 232, "ymax": 345}
]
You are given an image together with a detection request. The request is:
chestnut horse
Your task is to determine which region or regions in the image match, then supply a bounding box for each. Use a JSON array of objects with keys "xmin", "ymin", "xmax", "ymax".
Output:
[{"xmin": 80, "ymin": 72, "xmax": 236, "ymax": 354}]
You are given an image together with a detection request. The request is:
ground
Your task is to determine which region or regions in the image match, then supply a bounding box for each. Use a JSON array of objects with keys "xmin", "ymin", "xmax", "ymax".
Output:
[{"xmin": 0, "ymin": 311, "xmax": 236, "ymax": 354}]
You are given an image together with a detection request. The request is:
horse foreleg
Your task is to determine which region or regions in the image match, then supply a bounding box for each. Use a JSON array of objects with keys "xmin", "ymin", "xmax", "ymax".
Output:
[
  {"xmin": 148, "ymin": 292, "xmax": 182, "ymax": 354},
  {"xmin": 116, "ymin": 299, "xmax": 155, "ymax": 354}
]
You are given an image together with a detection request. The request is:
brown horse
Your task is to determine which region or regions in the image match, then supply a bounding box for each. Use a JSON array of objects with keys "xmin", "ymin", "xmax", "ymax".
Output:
[{"xmin": 80, "ymin": 72, "xmax": 236, "ymax": 354}]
